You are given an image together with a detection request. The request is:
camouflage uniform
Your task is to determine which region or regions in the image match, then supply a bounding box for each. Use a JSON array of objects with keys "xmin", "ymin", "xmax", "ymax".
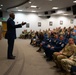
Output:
[
  {"xmin": 61, "ymin": 45, "xmax": 76, "ymax": 72},
  {"xmin": 53, "ymin": 43, "xmax": 76, "ymax": 68}
]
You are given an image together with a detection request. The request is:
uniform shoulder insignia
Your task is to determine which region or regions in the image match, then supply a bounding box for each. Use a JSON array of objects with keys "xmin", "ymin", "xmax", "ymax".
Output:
[
  {"xmin": 49, "ymin": 40, "xmax": 51, "ymax": 42},
  {"xmin": 61, "ymin": 44, "xmax": 64, "ymax": 47},
  {"xmin": 54, "ymin": 40, "xmax": 56, "ymax": 42},
  {"xmin": 59, "ymin": 42, "xmax": 61, "ymax": 44}
]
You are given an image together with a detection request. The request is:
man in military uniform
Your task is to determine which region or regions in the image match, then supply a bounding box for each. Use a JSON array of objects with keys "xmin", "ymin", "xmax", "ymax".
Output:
[
  {"xmin": 53, "ymin": 38, "xmax": 76, "ymax": 68},
  {"xmin": 61, "ymin": 45, "xmax": 76, "ymax": 73},
  {"xmin": 36, "ymin": 33, "xmax": 57, "ymax": 52},
  {"xmin": 43, "ymin": 35, "xmax": 66, "ymax": 61}
]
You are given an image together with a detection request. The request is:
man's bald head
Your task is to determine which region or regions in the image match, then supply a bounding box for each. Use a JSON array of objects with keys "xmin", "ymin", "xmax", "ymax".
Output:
[{"xmin": 9, "ymin": 13, "xmax": 15, "ymax": 19}]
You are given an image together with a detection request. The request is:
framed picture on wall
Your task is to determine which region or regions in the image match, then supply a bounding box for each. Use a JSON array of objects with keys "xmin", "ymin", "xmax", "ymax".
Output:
[
  {"xmin": 49, "ymin": 21, "xmax": 53, "ymax": 26},
  {"xmin": 38, "ymin": 22, "xmax": 41, "ymax": 27},
  {"xmin": 70, "ymin": 19, "xmax": 73, "ymax": 24},
  {"xmin": 26, "ymin": 23, "xmax": 29, "ymax": 28},
  {"xmin": 60, "ymin": 20, "xmax": 63, "ymax": 25}
]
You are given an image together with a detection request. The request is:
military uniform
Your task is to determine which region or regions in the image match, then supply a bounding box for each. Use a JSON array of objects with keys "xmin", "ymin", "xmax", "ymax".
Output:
[
  {"xmin": 42, "ymin": 37, "xmax": 56, "ymax": 50},
  {"xmin": 54, "ymin": 44, "xmax": 76, "ymax": 68},
  {"xmin": 61, "ymin": 45, "xmax": 76, "ymax": 72},
  {"xmin": 37, "ymin": 36, "xmax": 53, "ymax": 52},
  {"xmin": 43, "ymin": 39, "xmax": 65, "ymax": 60}
]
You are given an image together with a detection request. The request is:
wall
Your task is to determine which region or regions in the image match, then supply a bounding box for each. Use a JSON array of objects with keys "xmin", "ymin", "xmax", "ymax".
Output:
[{"xmin": 2, "ymin": 12, "xmax": 75, "ymax": 37}]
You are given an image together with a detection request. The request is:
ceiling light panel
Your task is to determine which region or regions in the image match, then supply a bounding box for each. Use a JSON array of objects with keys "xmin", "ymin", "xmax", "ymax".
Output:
[
  {"xmin": 18, "ymin": 10, "xmax": 23, "ymax": 11},
  {"xmin": 31, "ymin": 10, "xmax": 36, "ymax": 12},
  {"xmin": 73, "ymin": 0, "xmax": 76, "ymax": 3},
  {"xmin": 29, "ymin": 1, "xmax": 32, "ymax": 3},
  {"xmin": 49, "ymin": 0, "xmax": 52, "ymax": 1},
  {"xmin": 52, "ymin": 7, "xmax": 58, "ymax": 9},
  {"xmin": 31, "ymin": 5, "xmax": 37, "ymax": 8},
  {"xmin": 1, "ymin": 4, "xmax": 3, "ymax": 6}
]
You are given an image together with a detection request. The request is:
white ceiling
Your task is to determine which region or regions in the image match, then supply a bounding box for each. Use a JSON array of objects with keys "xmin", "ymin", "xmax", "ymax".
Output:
[{"xmin": 0, "ymin": 0, "xmax": 75, "ymax": 15}]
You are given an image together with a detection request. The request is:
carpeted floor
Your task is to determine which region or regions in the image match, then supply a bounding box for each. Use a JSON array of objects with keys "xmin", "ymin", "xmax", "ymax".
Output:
[{"xmin": 0, "ymin": 39, "xmax": 70, "ymax": 75}]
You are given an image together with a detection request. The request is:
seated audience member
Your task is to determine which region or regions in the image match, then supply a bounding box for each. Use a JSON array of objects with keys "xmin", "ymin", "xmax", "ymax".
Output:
[
  {"xmin": 36, "ymin": 33, "xmax": 48, "ymax": 52},
  {"xmin": 59, "ymin": 28, "xmax": 65, "ymax": 36},
  {"xmin": 30, "ymin": 31, "xmax": 39, "ymax": 45},
  {"xmin": 65, "ymin": 31, "xmax": 71, "ymax": 39},
  {"xmin": 37, "ymin": 32, "xmax": 55, "ymax": 52},
  {"xmin": 43, "ymin": 35, "xmax": 66, "ymax": 61},
  {"xmin": 68, "ymin": 26, "xmax": 73, "ymax": 33},
  {"xmin": 42, "ymin": 34, "xmax": 59, "ymax": 53},
  {"xmin": 53, "ymin": 38, "xmax": 76, "ymax": 68},
  {"xmin": 24, "ymin": 30, "xmax": 28, "ymax": 39},
  {"xmin": 71, "ymin": 31, "xmax": 76, "ymax": 44},
  {"xmin": 61, "ymin": 45, "xmax": 76, "ymax": 73},
  {"xmin": 36, "ymin": 32, "xmax": 44, "ymax": 46},
  {"xmin": 73, "ymin": 26, "xmax": 76, "ymax": 33},
  {"xmin": 19, "ymin": 31, "xmax": 25, "ymax": 39}
]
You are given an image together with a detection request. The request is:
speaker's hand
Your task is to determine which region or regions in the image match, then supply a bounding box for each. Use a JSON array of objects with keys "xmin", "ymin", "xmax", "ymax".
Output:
[{"xmin": 21, "ymin": 22, "xmax": 26, "ymax": 26}]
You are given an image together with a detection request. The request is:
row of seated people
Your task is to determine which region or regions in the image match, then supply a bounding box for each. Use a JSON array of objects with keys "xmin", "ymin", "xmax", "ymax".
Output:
[
  {"xmin": 38, "ymin": 37, "xmax": 76, "ymax": 74},
  {"xmin": 30, "ymin": 26, "xmax": 76, "ymax": 74},
  {"xmin": 19, "ymin": 30, "xmax": 32, "ymax": 39},
  {"xmin": 38, "ymin": 35, "xmax": 67, "ymax": 60},
  {"xmin": 30, "ymin": 26, "xmax": 76, "ymax": 46}
]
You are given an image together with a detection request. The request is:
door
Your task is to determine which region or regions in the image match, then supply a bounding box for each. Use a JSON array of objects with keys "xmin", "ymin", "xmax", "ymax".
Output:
[{"xmin": 2, "ymin": 21, "xmax": 7, "ymax": 37}]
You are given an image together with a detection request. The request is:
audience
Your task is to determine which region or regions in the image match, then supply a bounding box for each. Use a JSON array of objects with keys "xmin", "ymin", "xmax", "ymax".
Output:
[
  {"xmin": 29, "ymin": 26, "xmax": 76, "ymax": 74},
  {"xmin": 18, "ymin": 25, "xmax": 76, "ymax": 74}
]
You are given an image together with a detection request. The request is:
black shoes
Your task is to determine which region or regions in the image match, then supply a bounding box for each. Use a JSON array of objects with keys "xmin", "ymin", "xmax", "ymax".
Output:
[
  {"xmin": 7, "ymin": 56, "xmax": 15, "ymax": 59},
  {"xmin": 46, "ymin": 58, "xmax": 52, "ymax": 61},
  {"xmin": 36, "ymin": 49, "xmax": 41, "ymax": 52}
]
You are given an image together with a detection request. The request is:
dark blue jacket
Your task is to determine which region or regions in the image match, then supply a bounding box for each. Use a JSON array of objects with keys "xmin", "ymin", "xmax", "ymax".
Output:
[
  {"xmin": 5, "ymin": 18, "xmax": 22, "ymax": 39},
  {"xmin": 54, "ymin": 40, "xmax": 66, "ymax": 51}
]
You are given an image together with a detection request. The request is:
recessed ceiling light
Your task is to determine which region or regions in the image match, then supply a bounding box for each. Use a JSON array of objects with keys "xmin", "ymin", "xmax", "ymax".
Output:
[
  {"xmin": 73, "ymin": 0, "xmax": 76, "ymax": 3},
  {"xmin": 63, "ymin": 14, "xmax": 68, "ymax": 15},
  {"xmin": 56, "ymin": 10, "xmax": 65, "ymax": 14},
  {"xmin": 52, "ymin": 7, "xmax": 58, "ymax": 9},
  {"xmin": 29, "ymin": 1, "xmax": 31, "ymax": 3},
  {"xmin": 18, "ymin": 10, "xmax": 22, "ymax": 11},
  {"xmin": 31, "ymin": 11, "xmax": 36, "ymax": 12},
  {"xmin": 16, "ymin": 7, "xmax": 18, "ymax": 9},
  {"xmin": 31, "ymin": 5, "xmax": 37, "ymax": 8},
  {"xmin": 49, "ymin": 0, "xmax": 52, "ymax": 1},
  {"xmin": 1, "ymin": 4, "xmax": 3, "ymax": 6}
]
